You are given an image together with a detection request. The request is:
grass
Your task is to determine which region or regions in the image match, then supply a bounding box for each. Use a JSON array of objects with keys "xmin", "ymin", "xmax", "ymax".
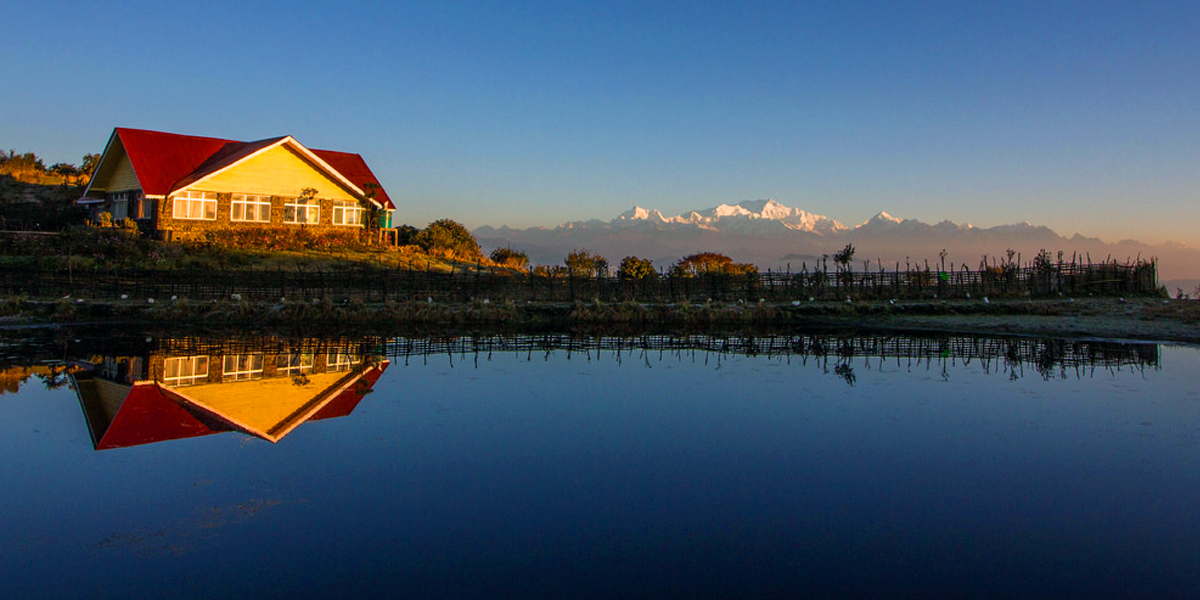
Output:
[{"xmin": 0, "ymin": 226, "xmax": 516, "ymax": 275}]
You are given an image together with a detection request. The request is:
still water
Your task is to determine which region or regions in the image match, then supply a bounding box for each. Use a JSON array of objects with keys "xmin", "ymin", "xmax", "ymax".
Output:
[{"xmin": 1, "ymin": 331, "xmax": 1198, "ymax": 598}]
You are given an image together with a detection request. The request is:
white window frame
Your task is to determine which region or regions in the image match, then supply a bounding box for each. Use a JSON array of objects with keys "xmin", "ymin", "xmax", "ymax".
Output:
[
  {"xmin": 283, "ymin": 198, "xmax": 320, "ymax": 224},
  {"xmin": 231, "ymin": 194, "xmax": 271, "ymax": 223},
  {"xmin": 326, "ymin": 351, "xmax": 358, "ymax": 372},
  {"xmin": 222, "ymin": 354, "xmax": 264, "ymax": 382},
  {"xmin": 331, "ymin": 200, "xmax": 364, "ymax": 226},
  {"xmin": 276, "ymin": 353, "xmax": 313, "ymax": 375},
  {"xmin": 164, "ymin": 356, "xmax": 209, "ymax": 387},
  {"xmin": 172, "ymin": 191, "xmax": 217, "ymax": 220},
  {"xmin": 110, "ymin": 191, "xmax": 129, "ymax": 220}
]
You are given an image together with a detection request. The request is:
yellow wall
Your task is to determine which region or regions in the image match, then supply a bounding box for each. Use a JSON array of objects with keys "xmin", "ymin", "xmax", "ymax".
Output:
[
  {"xmin": 90, "ymin": 142, "xmax": 140, "ymax": 194},
  {"xmin": 107, "ymin": 152, "xmax": 141, "ymax": 192},
  {"xmin": 182, "ymin": 145, "xmax": 359, "ymax": 200}
]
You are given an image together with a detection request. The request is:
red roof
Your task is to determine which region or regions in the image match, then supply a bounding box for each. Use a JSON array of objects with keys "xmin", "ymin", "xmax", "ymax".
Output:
[
  {"xmin": 109, "ymin": 128, "xmax": 395, "ymax": 210},
  {"xmin": 82, "ymin": 361, "xmax": 390, "ymax": 450},
  {"xmin": 94, "ymin": 383, "xmax": 221, "ymax": 450}
]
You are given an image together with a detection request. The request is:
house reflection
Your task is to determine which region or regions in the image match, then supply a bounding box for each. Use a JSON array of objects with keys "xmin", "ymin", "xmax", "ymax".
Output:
[{"xmin": 71, "ymin": 337, "xmax": 389, "ymax": 450}]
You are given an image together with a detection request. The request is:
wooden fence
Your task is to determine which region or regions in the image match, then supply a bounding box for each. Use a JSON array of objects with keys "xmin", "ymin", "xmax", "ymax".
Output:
[{"xmin": 0, "ymin": 258, "xmax": 1157, "ymax": 304}]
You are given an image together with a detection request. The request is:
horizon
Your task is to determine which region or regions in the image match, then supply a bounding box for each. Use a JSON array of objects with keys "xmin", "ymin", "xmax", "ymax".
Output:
[
  {"xmin": 4, "ymin": 1, "xmax": 1198, "ymax": 248},
  {"xmin": 477, "ymin": 198, "xmax": 1193, "ymax": 248}
]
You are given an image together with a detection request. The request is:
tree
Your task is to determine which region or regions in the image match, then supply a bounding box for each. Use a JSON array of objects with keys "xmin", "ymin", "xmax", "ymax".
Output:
[
  {"xmin": 670, "ymin": 252, "xmax": 758, "ymax": 277},
  {"xmin": 50, "ymin": 163, "xmax": 83, "ymax": 186},
  {"xmin": 617, "ymin": 256, "xmax": 656, "ymax": 280},
  {"xmin": 490, "ymin": 246, "xmax": 529, "ymax": 269},
  {"xmin": 81, "ymin": 153, "xmax": 101, "ymax": 177},
  {"xmin": 565, "ymin": 248, "xmax": 608, "ymax": 277},
  {"xmin": 412, "ymin": 219, "xmax": 484, "ymax": 262},
  {"xmin": 394, "ymin": 224, "xmax": 419, "ymax": 246},
  {"xmin": 359, "ymin": 182, "xmax": 387, "ymax": 232},
  {"xmin": 0, "ymin": 151, "xmax": 45, "ymax": 177},
  {"xmin": 833, "ymin": 243, "xmax": 855, "ymax": 272}
]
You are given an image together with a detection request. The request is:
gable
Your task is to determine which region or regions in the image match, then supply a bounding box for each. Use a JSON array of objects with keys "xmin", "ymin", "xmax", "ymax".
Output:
[
  {"xmin": 114, "ymin": 128, "xmax": 236, "ymax": 197},
  {"xmin": 175, "ymin": 144, "xmax": 360, "ymax": 201},
  {"xmin": 83, "ymin": 128, "xmax": 392, "ymax": 209},
  {"xmin": 104, "ymin": 152, "xmax": 141, "ymax": 192}
]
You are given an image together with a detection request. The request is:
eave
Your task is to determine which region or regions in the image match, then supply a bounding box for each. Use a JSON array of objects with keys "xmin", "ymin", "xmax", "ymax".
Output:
[{"xmin": 168, "ymin": 136, "xmax": 384, "ymax": 209}]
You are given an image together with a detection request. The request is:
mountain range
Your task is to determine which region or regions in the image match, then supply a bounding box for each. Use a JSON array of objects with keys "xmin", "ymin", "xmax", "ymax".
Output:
[{"xmin": 474, "ymin": 199, "xmax": 1200, "ymax": 285}]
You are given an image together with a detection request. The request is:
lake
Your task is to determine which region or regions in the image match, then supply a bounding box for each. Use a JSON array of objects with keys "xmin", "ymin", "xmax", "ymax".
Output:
[{"xmin": 1, "ymin": 329, "xmax": 1197, "ymax": 599}]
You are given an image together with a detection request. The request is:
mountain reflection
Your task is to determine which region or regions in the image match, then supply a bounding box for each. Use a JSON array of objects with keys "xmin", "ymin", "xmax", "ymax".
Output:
[{"xmin": 69, "ymin": 336, "xmax": 389, "ymax": 450}]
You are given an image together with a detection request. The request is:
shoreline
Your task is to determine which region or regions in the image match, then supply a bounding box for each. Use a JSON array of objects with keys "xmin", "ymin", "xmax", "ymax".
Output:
[{"xmin": 2, "ymin": 297, "xmax": 1198, "ymax": 344}]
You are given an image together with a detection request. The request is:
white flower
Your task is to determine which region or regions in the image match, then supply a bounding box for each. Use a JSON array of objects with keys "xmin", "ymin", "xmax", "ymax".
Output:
[
  {"xmin": 147, "ymin": 298, "xmax": 155, "ymax": 304},
  {"xmin": 120, "ymin": 294, "xmax": 128, "ymax": 300}
]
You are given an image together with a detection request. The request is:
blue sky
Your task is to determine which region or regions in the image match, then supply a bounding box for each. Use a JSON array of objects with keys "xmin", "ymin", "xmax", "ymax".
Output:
[{"xmin": 3, "ymin": 1, "xmax": 1198, "ymax": 245}]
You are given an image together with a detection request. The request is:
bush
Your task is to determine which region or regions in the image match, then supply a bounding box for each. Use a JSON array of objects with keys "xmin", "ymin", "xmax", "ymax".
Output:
[
  {"xmin": 412, "ymin": 219, "xmax": 484, "ymax": 262},
  {"xmin": 618, "ymin": 256, "xmax": 656, "ymax": 280},
  {"xmin": 565, "ymin": 249, "xmax": 608, "ymax": 277},
  {"xmin": 490, "ymin": 247, "xmax": 529, "ymax": 269},
  {"xmin": 199, "ymin": 227, "xmax": 372, "ymax": 253},
  {"xmin": 670, "ymin": 252, "xmax": 757, "ymax": 277}
]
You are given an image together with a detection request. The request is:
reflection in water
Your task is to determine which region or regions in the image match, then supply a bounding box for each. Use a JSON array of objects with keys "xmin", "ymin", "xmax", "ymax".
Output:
[
  {"xmin": 69, "ymin": 336, "xmax": 389, "ymax": 449},
  {"xmin": 381, "ymin": 332, "xmax": 1159, "ymax": 383},
  {"xmin": 0, "ymin": 329, "xmax": 1162, "ymax": 450},
  {"xmin": 0, "ymin": 327, "xmax": 1195, "ymax": 598}
]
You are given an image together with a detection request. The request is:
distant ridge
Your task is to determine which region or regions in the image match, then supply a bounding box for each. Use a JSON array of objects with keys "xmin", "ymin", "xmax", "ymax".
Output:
[{"xmin": 474, "ymin": 199, "xmax": 1200, "ymax": 280}]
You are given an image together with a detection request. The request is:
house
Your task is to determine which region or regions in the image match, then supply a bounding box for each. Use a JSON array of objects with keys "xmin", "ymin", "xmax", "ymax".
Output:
[
  {"xmin": 71, "ymin": 336, "xmax": 389, "ymax": 449},
  {"xmin": 79, "ymin": 127, "xmax": 395, "ymax": 241}
]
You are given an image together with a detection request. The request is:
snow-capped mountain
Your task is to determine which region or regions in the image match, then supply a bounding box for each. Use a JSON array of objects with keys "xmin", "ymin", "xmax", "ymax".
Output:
[
  {"xmin": 595, "ymin": 199, "xmax": 847, "ymax": 235},
  {"xmin": 473, "ymin": 199, "xmax": 1200, "ymax": 280}
]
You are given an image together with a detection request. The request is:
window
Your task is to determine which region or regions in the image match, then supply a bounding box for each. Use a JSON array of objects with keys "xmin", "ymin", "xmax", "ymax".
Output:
[
  {"xmin": 276, "ymin": 353, "xmax": 313, "ymax": 375},
  {"xmin": 164, "ymin": 356, "xmax": 209, "ymax": 386},
  {"xmin": 283, "ymin": 198, "xmax": 320, "ymax": 224},
  {"xmin": 172, "ymin": 191, "xmax": 217, "ymax": 220},
  {"xmin": 135, "ymin": 195, "xmax": 154, "ymax": 219},
  {"xmin": 231, "ymin": 194, "xmax": 271, "ymax": 222},
  {"xmin": 223, "ymin": 354, "xmax": 264, "ymax": 382},
  {"xmin": 110, "ymin": 191, "xmax": 129, "ymax": 220},
  {"xmin": 331, "ymin": 200, "xmax": 363, "ymax": 226},
  {"xmin": 326, "ymin": 351, "xmax": 358, "ymax": 372}
]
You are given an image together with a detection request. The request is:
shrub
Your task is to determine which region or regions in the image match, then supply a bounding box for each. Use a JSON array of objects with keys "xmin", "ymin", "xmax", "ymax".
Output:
[
  {"xmin": 412, "ymin": 219, "xmax": 484, "ymax": 262},
  {"xmin": 565, "ymin": 249, "xmax": 608, "ymax": 277},
  {"xmin": 670, "ymin": 252, "xmax": 757, "ymax": 277},
  {"xmin": 617, "ymin": 256, "xmax": 656, "ymax": 280},
  {"xmin": 490, "ymin": 247, "xmax": 529, "ymax": 269}
]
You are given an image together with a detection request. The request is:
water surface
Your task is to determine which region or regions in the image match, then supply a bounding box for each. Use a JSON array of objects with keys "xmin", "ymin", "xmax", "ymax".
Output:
[{"xmin": 1, "ymin": 332, "xmax": 1197, "ymax": 598}]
